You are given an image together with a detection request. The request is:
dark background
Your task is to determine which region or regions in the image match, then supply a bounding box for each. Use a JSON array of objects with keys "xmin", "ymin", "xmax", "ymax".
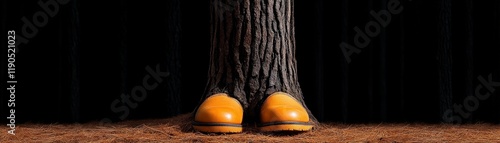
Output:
[{"xmin": 1, "ymin": 0, "xmax": 499, "ymax": 124}]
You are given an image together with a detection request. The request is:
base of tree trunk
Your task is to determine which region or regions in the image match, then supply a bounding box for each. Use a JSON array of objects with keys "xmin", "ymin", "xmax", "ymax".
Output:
[{"xmin": 192, "ymin": 0, "xmax": 317, "ymax": 126}]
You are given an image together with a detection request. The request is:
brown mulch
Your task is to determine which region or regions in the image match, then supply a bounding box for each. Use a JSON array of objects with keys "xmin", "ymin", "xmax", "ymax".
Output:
[{"xmin": 2, "ymin": 114, "xmax": 500, "ymax": 142}]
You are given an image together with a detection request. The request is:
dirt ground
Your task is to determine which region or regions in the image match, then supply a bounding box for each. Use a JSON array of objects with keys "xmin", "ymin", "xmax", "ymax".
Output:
[{"xmin": 2, "ymin": 114, "xmax": 500, "ymax": 142}]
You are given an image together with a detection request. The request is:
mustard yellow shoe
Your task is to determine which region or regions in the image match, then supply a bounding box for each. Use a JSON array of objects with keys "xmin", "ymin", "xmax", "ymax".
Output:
[
  {"xmin": 260, "ymin": 92, "xmax": 313, "ymax": 132},
  {"xmin": 193, "ymin": 93, "xmax": 243, "ymax": 133}
]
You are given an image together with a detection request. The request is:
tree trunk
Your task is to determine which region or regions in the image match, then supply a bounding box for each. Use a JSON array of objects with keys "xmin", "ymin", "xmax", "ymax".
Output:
[
  {"xmin": 378, "ymin": 0, "xmax": 388, "ymax": 122},
  {"xmin": 68, "ymin": 0, "xmax": 81, "ymax": 122},
  {"xmin": 201, "ymin": 0, "xmax": 316, "ymax": 123},
  {"xmin": 57, "ymin": 0, "xmax": 81, "ymax": 122},
  {"xmin": 340, "ymin": 0, "xmax": 349, "ymax": 123},
  {"xmin": 464, "ymin": 0, "xmax": 474, "ymax": 123},
  {"xmin": 398, "ymin": 3, "xmax": 406, "ymax": 122},
  {"xmin": 438, "ymin": 0, "xmax": 453, "ymax": 123},
  {"xmin": 164, "ymin": 0, "xmax": 182, "ymax": 116},
  {"xmin": 497, "ymin": 0, "xmax": 500, "ymax": 123},
  {"xmin": 119, "ymin": 0, "xmax": 129, "ymax": 117}
]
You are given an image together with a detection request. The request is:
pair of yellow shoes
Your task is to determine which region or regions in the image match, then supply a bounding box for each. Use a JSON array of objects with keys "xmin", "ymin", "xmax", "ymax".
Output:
[{"xmin": 192, "ymin": 92, "xmax": 313, "ymax": 133}]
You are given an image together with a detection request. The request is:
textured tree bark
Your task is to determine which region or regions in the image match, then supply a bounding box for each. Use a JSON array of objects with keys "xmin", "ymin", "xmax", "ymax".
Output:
[{"xmin": 201, "ymin": 0, "xmax": 316, "ymax": 123}]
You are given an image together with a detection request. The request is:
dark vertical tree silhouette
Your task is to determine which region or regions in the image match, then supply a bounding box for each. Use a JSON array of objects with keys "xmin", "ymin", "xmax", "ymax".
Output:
[
  {"xmin": 1, "ymin": 0, "xmax": 7, "ymax": 122},
  {"xmin": 463, "ymin": 0, "xmax": 474, "ymax": 123},
  {"xmin": 438, "ymin": 0, "xmax": 453, "ymax": 123},
  {"xmin": 119, "ymin": 0, "xmax": 129, "ymax": 119},
  {"xmin": 54, "ymin": 0, "xmax": 81, "ymax": 122},
  {"xmin": 495, "ymin": 0, "xmax": 500, "ymax": 122},
  {"xmin": 314, "ymin": 0, "xmax": 325, "ymax": 122},
  {"xmin": 378, "ymin": 0, "xmax": 388, "ymax": 122},
  {"xmin": 498, "ymin": 0, "xmax": 500, "ymax": 121},
  {"xmin": 164, "ymin": 0, "xmax": 182, "ymax": 116},
  {"xmin": 340, "ymin": 0, "xmax": 349, "ymax": 122},
  {"xmin": 68, "ymin": 0, "xmax": 81, "ymax": 122},
  {"xmin": 117, "ymin": 0, "xmax": 182, "ymax": 118},
  {"xmin": 201, "ymin": 0, "xmax": 316, "ymax": 123},
  {"xmin": 1, "ymin": 0, "xmax": 4, "ymax": 38},
  {"xmin": 398, "ymin": 2, "xmax": 406, "ymax": 122},
  {"xmin": 367, "ymin": 0, "xmax": 375, "ymax": 122}
]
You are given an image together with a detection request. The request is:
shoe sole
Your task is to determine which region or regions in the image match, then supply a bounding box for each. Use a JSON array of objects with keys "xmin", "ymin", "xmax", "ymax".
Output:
[
  {"xmin": 193, "ymin": 122, "xmax": 242, "ymax": 133},
  {"xmin": 193, "ymin": 126, "xmax": 243, "ymax": 133},
  {"xmin": 260, "ymin": 122, "xmax": 313, "ymax": 132}
]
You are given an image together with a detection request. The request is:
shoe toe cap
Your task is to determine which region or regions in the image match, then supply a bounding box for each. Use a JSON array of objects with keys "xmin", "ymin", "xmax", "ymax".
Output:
[
  {"xmin": 194, "ymin": 94, "xmax": 243, "ymax": 124},
  {"xmin": 195, "ymin": 107, "xmax": 242, "ymax": 123},
  {"xmin": 260, "ymin": 92, "xmax": 310, "ymax": 123},
  {"xmin": 261, "ymin": 106, "xmax": 309, "ymax": 123}
]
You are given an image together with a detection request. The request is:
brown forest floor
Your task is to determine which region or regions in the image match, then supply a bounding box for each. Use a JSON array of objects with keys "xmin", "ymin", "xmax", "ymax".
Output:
[{"xmin": 2, "ymin": 114, "xmax": 500, "ymax": 143}]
